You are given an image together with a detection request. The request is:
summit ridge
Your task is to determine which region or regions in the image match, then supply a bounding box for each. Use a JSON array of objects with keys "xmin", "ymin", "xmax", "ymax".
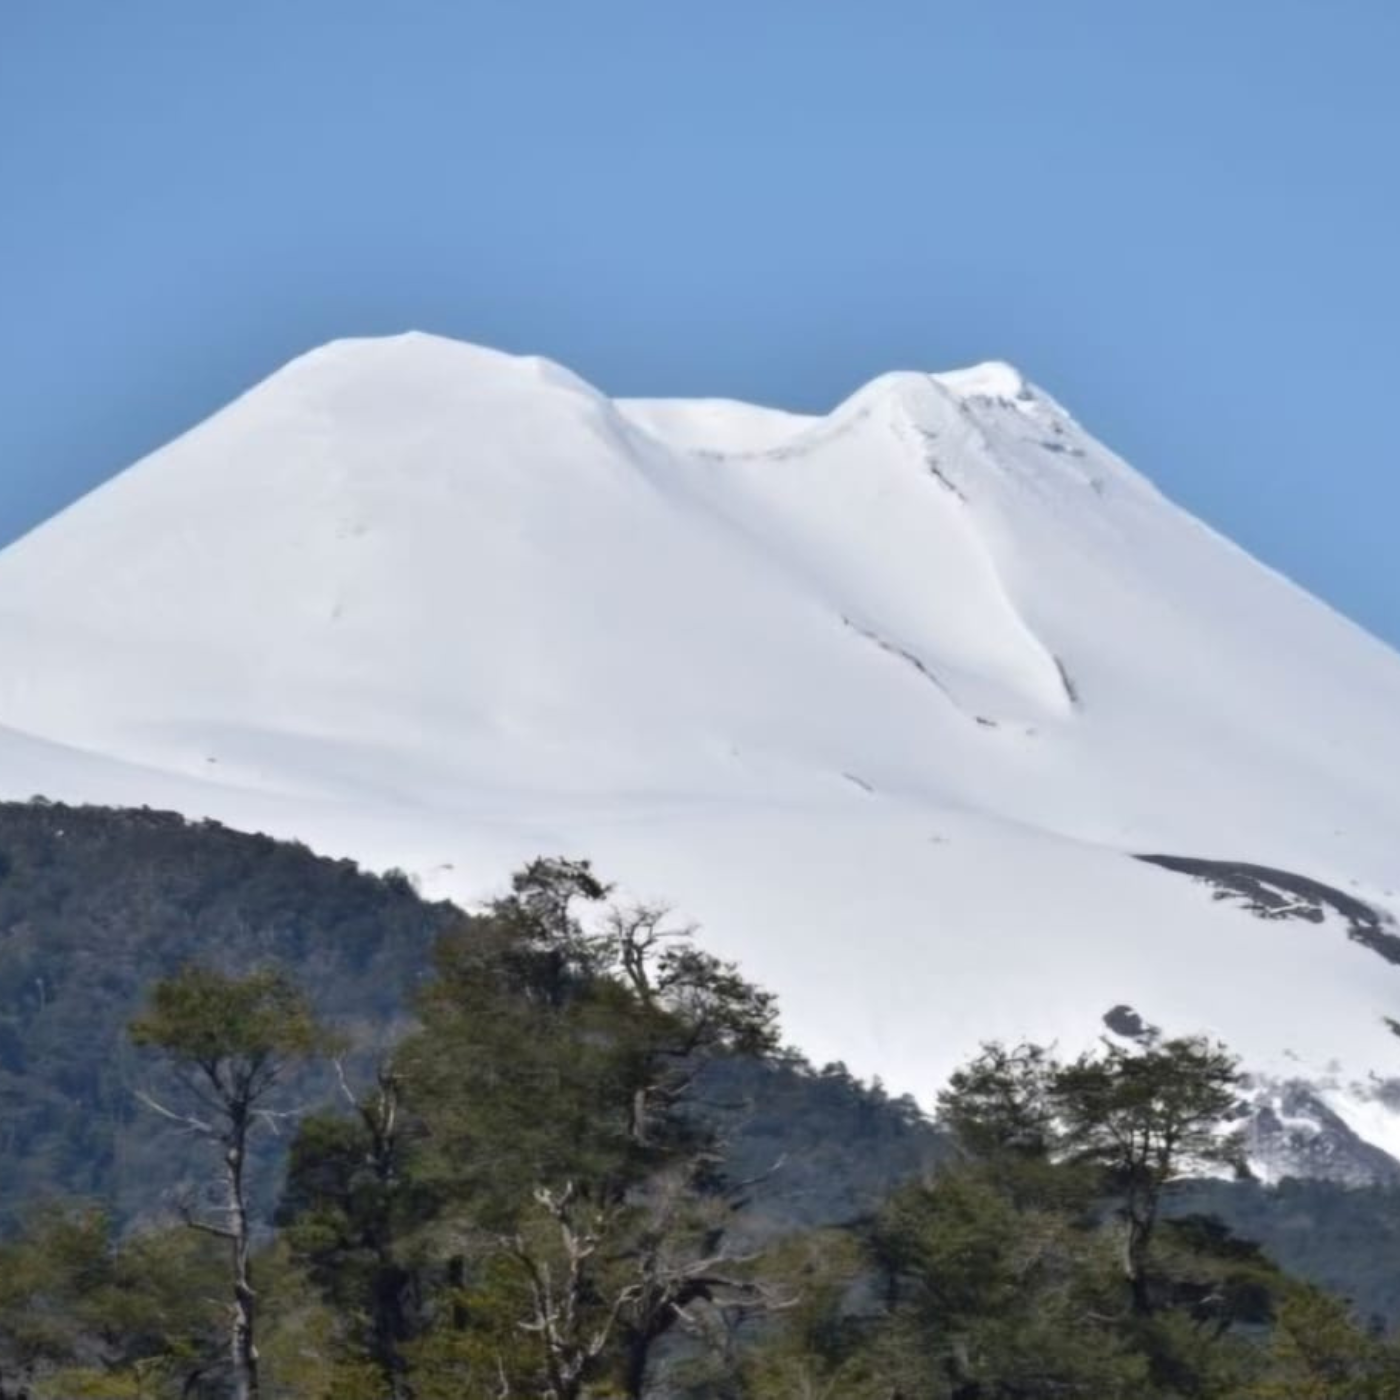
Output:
[{"xmin": 2, "ymin": 332, "xmax": 1399, "ymax": 1169}]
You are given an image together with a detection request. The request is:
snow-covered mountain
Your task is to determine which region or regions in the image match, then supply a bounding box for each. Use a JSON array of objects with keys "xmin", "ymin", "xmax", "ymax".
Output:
[{"xmin": 4, "ymin": 332, "xmax": 1400, "ymax": 1168}]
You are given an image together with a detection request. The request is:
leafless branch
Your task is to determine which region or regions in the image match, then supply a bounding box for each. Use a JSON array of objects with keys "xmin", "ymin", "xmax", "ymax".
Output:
[{"xmin": 135, "ymin": 1088, "xmax": 214, "ymax": 1137}]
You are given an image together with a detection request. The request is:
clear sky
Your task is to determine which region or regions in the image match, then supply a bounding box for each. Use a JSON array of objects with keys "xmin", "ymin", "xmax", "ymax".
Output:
[{"xmin": 3, "ymin": 2, "xmax": 1398, "ymax": 645}]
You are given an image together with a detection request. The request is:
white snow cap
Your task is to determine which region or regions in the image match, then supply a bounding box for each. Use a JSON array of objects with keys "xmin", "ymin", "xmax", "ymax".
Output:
[
  {"xmin": 2, "ymin": 331, "xmax": 1399, "ymax": 1159},
  {"xmin": 932, "ymin": 359, "xmax": 1032, "ymax": 402}
]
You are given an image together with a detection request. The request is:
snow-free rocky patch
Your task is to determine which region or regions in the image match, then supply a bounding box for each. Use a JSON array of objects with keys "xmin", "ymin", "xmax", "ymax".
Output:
[{"xmin": 1136, "ymin": 854, "xmax": 1400, "ymax": 966}]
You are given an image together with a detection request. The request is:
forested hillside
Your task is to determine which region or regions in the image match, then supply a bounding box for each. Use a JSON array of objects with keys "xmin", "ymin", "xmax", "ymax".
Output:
[
  {"xmin": 0, "ymin": 800, "xmax": 459, "ymax": 1224},
  {"xmin": 3, "ymin": 801, "xmax": 1400, "ymax": 1398}
]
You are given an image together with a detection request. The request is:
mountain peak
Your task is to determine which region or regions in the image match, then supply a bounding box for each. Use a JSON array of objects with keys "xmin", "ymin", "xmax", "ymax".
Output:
[
  {"xmin": 830, "ymin": 362, "xmax": 1044, "ymax": 446},
  {"xmin": 932, "ymin": 359, "xmax": 1032, "ymax": 404},
  {"xmin": 248, "ymin": 331, "xmax": 607, "ymax": 422},
  {"xmin": 1, "ymin": 334, "xmax": 1399, "ymax": 1144},
  {"xmin": 268, "ymin": 335, "xmax": 1040, "ymax": 437}
]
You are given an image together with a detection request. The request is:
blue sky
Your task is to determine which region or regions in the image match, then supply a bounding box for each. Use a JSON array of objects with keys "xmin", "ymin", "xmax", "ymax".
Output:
[{"xmin": 3, "ymin": 1, "xmax": 1398, "ymax": 645}]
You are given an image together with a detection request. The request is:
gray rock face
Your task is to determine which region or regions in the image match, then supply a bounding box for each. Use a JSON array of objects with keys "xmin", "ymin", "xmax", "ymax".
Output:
[
  {"xmin": 1243, "ymin": 1080, "xmax": 1400, "ymax": 1187},
  {"xmin": 1100, "ymin": 978, "xmax": 1400, "ymax": 1188},
  {"xmin": 1101, "ymin": 1003, "xmax": 1160, "ymax": 1044},
  {"xmin": 1134, "ymin": 853, "xmax": 1400, "ymax": 965}
]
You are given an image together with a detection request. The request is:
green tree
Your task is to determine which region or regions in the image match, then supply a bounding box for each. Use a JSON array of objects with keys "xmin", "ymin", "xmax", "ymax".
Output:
[
  {"xmin": 599, "ymin": 902, "xmax": 779, "ymax": 1150},
  {"xmin": 279, "ymin": 1065, "xmax": 425, "ymax": 1399},
  {"xmin": 934, "ymin": 1040, "xmax": 1094, "ymax": 1219},
  {"xmin": 864, "ymin": 1168, "xmax": 1148, "ymax": 1398},
  {"xmin": 129, "ymin": 967, "xmax": 328, "ymax": 1400},
  {"xmin": 288, "ymin": 862, "xmax": 783, "ymax": 1399},
  {"xmin": 1241, "ymin": 1283, "xmax": 1400, "ymax": 1399},
  {"xmin": 489, "ymin": 856, "xmax": 613, "ymax": 1010},
  {"xmin": 936, "ymin": 1040, "xmax": 1058, "ymax": 1164},
  {"xmin": 0, "ymin": 1205, "xmax": 224, "ymax": 1399},
  {"xmin": 749, "ymin": 1037, "xmax": 1271, "ymax": 1399},
  {"xmin": 1051, "ymin": 1037, "xmax": 1244, "ymax": 1315}
]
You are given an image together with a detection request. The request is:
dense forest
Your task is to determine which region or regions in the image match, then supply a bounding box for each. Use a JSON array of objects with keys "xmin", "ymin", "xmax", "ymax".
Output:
[
  {"xmin": 2, "ymin": 802, "xmax": 1400, "ymax": 1397},
  {"xmin": 0, "ymin": 802, "xmax": 941, "ymax": 1237},
  {"xmin": 0, "ymin": 801, "xmax": 459, "ymax": 1226}
]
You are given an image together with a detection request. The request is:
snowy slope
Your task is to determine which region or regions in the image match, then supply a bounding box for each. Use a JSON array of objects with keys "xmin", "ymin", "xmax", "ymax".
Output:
[{"xmin": 3, "ymin": 331, "xmax": 1400, "ymax": 1158}]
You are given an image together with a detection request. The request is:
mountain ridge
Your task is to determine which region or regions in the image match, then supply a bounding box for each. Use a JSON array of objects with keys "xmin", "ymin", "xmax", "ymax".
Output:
[{"xmin": 2, "ymin": 331, "xmax": 1399, "ymax": 1165}]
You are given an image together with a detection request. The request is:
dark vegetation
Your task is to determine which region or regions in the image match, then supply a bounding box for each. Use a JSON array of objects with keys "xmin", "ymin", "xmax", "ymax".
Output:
[
  {"xmin": 1172, "ymin": 1177, "xmax": 1400, "ymax": 1332},
  {"xmin": 0, "ymin": 800, "xmax": 457, "ymax": 1228},
  {"xmin": 0, "ymin": 802, "xmax": 940, "ymax": 1237},
  {"xmin": 2, "ymin": 801, "xmax": 1400, "ymax": 1397}
]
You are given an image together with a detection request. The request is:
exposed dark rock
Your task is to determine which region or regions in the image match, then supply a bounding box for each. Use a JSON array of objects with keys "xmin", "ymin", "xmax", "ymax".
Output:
[
  {"xmin": 1135, "ymin": 853, "xmax": 1400, "ymax": 965},
  {"xmin": 908, "ymin": 424, "xmax": 970, "ymax": 501},
  {"xmin": 1037, "ymin": 439, "xmax": 1084, "ymax": 458},
  {"xmin": 1102, "ymin": 1003, "xmax": 1160, "ymax": 1044},
  {"xmin": 1053, "ymin": 654, "xmax": 1080, "ymax": 706},
  {"xmin": 842, "ymin": 616, "xmax": 955, "ymax": 701},
  {"xmin": 1244, "ymin": 1080, "xmax": 1400, "ymax": 1188}
]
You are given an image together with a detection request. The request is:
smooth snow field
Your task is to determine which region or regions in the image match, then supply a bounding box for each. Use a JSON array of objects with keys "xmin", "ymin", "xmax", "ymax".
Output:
[{"xmin": 3, "ymin": 333, "xmax": 1399, "ymax": 1148}]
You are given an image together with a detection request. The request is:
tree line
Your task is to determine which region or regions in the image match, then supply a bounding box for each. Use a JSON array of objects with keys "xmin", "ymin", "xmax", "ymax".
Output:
[{"xmin": 2, "ymin": 857, "xmax": 1397, "ymax": 1398}]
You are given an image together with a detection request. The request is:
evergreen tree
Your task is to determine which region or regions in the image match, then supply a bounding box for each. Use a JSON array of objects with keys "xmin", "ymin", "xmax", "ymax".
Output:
[
  {"xmin": 279, "ymin": 1065, "xmax": 424, "ymax": 1399},
  {"xmin": 1052, "ymin": 1036, "xmax": 1245, "ymax": 1315},
  {"xmin": 0, "ymin": 1205, "xmax": 224, "ymax": 1398},
  {"xmin": 283, "ymin": 862, "xmax": 782, "ymax": 1397},
  {"xmin": 0, "ymin": 840, "xmax": 1389, "ymax": 1399},
  {"xmin": 130, "ymin": 967, "xmax": 329, "ymax": 1400}
]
